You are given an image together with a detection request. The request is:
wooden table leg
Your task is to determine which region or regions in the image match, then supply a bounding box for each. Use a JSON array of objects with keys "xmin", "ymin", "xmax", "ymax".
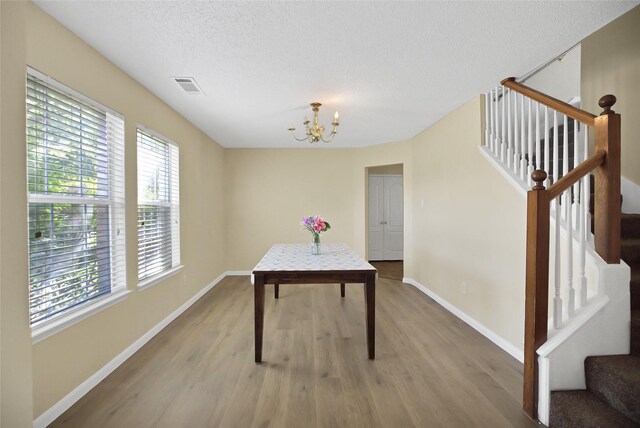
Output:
[
  {"xmin": 255, "ymin": 274, "xmax": 265, "ymax": 363},
  {"xmin": 274, "ymin": 283, "xmax": 279, "ymax": 299},
  {"xmin": 340, "ymin": 283, "xmax": 345, "ymax": 298},
  {"xmin": 364, "ymin": 274, "xmax": 375, "ymax": 360}
]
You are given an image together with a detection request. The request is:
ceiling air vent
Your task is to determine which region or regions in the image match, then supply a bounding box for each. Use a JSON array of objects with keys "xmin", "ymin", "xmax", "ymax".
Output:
[{"xmin": 172, "ymin": 77, "xmax": 205, "ymax": 95}]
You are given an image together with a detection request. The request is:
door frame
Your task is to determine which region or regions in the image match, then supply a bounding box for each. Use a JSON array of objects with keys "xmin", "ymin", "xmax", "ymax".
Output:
[{"xmin": 365, "ymin": 164, "xmax": 404, "ymax": 262}]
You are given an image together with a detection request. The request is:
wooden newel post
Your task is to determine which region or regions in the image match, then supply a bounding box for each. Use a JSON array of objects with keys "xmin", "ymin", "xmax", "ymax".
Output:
[
  {"xmin": 523, "ymin": 170, "xmax": 551, "ymax": 420},
  {"xmin": 594, "ymin": 94, "xmax": 621, "ymax": 264}
]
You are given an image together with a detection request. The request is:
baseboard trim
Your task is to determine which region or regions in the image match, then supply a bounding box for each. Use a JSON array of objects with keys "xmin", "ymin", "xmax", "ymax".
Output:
[
  {"xmin": 402, "ymin": 277, "xmax": 524, "ymax": 363},
  {"xmin": 33, "ymin": 271, "xmax": 231, "ymax": 428},
  {"xmin": 225, "ymin": 270, "xmax": 251, "ymax": 276}
]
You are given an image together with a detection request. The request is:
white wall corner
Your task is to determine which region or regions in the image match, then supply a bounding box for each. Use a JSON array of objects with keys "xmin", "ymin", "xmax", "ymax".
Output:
[
  {"xmin": 402, "ymin": 277, "xmax": 523, "ymax": 363},
  {"xmin": 621, "ymin": 176, "xmax": 640, "ymax": 214},
  {"xmin": 536, "ymin": 261, "xmax": 630, "ymax": 425},
  {"xmin": 33, "ymin": 272, "xmax": 229, "ymax": 428}
]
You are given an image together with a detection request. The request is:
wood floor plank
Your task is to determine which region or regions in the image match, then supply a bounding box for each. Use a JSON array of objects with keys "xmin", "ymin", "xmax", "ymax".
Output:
[
  {"xmin": 50, "ymin": 273, "xmax": 537, "ymax": 428},
  {"xmin": 283, "ymin": 319, "xmax": 317, "ymax": 428}
]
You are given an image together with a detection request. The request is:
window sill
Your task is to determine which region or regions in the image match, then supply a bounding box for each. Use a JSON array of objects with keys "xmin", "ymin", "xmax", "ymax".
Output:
[
  {"xmin": 32, "ymin": 288, "xmax": 131, "ymax": 344},
  {"xmin": 138, "ymin": 265, "xmax": 183, "ymax": 292}
]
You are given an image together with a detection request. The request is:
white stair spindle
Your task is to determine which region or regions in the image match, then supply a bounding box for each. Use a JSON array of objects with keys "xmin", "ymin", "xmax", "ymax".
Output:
[
  {"xmin": 489, "ymin": 89, "xmax": 496, "ymax": 154},
  {"xmin": 584, "ymin": 128, "xmax": 591, "ymax": 235},
  {"xmin": 520, "ymin": 94, "xmax": 526, "ymax": 181},
  {"xmin": 578, "ymin": 124, "xmax": 587, "ymax": 307},
  {"xmin": 535, "ymin": 102, "xmax": 541, "ymax": 170},
  {"xmin": 566, "ymin": 186, "xmax": 575, "ymax": 317},
  {"xmin": 514, "ymin": 92, "xmax": 520, "ymax": 175},
  {"xmin": 554, "ymin": 194, "xmax": 563, "ymax": 329},
  {"xmin": 573, "ymin": 120, "xmax": 580, "ymax": 227},
  {"xmin": 507, "ymin": 89, "xmax": 512, "ymax": 169},
  {"xmin": 494, "ymin": 88, "xmax": 500, "ymax": 157},
  {"xmin": 562, "ymin": 115, "xmax": 569, "ymax": 222},
  {"xmin": 553, "ymin": 111, "xmax": 558, "ymax": 187},
  {"xmin": 553, "ymin": 110, "xmax": 562, "ymax": 329},
  {"xmin": 501, "ymin": 86, "xmax": 506, "ymax": 162},
  {"xmin": 544, "ymin": 106, "xmax": 549, "ymax": 188},
  {"xmin": 528, "ymin": 98, "xmax": 534, "ymax": 183},
  {"xmin": 489, "ymin": 90, "xmax": 494, "ymax": 152},
  {"xmin": 485, "ymin": 92, "xmax": 490, "ymax": 148}
]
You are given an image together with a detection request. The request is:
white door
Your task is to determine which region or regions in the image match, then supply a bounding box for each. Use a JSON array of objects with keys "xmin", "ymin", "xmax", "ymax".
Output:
[
  {"xmin": 368, "ymin": 175, "xmax": 403, "ymax": 261},
  {"xmin": 383, "ymin": 175, "xmax": 404, "ymax": 260},
  {"xmin": 368, "ymin": 176, "xmax": 384, "ymax": 261}
]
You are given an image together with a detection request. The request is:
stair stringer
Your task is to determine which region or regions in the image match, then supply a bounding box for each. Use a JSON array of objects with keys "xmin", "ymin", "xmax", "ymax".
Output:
[{"xmin": 537, "ymin": 260, "xmax": 630, "ymax": 426}]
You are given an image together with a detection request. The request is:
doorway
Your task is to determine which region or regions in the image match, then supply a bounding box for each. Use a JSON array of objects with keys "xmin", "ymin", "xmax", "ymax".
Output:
[{"xmin": 367, "ymin": 164, "xmax": 403, "ymax": 262}]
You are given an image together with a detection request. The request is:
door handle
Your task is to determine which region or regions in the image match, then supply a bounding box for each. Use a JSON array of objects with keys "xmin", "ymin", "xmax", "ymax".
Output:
[{"xmin": 380, "ymin": 221, "xmax": 387, "ymax": 225}]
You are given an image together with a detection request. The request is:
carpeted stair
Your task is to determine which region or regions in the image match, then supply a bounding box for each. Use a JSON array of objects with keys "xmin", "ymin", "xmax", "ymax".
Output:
[{"xmin": 549, "ymin": 177, "xmax": 640, "ymax": 427}]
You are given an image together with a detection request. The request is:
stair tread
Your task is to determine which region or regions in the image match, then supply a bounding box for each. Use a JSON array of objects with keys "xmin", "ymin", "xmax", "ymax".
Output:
[
  {"xmin": 621, "ymin": 239, "xmax": 640, "ymax": 265},
  {"xmin": 586, "ymin": 355, "xmax": 640, "ymax": 423},
  {"xmin": 622, "ymin": 214, "xmax": 640, "ymax": 239},
  {"xmin": 550, "ymin": 390, "xmax": 637, "ymax": 428}
]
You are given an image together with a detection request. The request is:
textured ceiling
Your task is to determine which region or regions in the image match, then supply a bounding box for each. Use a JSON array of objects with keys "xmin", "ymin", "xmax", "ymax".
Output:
[{"xmin": 34, "ymin": 1, "xmax": 638, "ymax": 148}]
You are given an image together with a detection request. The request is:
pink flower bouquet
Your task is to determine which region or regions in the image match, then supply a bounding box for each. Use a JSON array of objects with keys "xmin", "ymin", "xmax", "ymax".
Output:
[{"xmin": 301, "ymin": 215, "xmax": 331, "ymax": 246}]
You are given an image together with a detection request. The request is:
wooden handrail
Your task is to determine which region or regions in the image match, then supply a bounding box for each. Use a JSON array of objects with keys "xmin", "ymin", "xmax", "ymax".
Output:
[
  {"xmin": 501, "ymin": 77, "xmax": 597, "ymax": 127},
  {"xmin": 547, "ymin": 151, "xmax": 606, "ymax": 199}
]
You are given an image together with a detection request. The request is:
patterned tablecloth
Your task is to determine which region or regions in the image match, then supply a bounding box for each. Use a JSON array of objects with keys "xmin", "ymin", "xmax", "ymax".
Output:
[{"xmin": 253, "ymin": 243, "xmax": 376, "ymax": 273}]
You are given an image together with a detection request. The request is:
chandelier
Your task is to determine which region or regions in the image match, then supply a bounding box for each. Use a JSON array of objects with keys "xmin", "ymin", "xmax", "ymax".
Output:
[{"xmin": 288, "ymin": 102, "xmax": 340, "ymax": 143}]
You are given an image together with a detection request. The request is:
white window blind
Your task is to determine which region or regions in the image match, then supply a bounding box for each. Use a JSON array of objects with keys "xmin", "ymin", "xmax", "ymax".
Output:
[
  {"xmin": 26, "ymin": 69, "xmax": 126, "ymax": 325},
  {"xmin": 137, "ymin": 127, "xmax": 180, "ymax": 283}
]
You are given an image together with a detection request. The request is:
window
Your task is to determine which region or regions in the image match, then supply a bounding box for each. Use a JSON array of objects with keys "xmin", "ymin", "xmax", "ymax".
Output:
[
  {"xmin": 26, "ymin": 69, "xmax": 126, "ymax": 327},
  {"xmin": 137, "ymin": 127, "xmax": 180, "ymax": 284}
]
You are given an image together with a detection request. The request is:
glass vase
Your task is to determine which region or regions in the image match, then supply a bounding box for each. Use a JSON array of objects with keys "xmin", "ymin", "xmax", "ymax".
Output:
[{"xmin": 311, "ymin": 233, "xmax": 321, "ymax": 255}]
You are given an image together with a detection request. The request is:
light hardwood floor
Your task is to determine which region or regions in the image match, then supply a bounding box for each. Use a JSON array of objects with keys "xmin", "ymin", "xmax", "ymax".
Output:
[
  {"xmin": 52, "ymin": 274, "xmax": 536, "ymax": 427},
  {"xmin": 369, "ymin": 261, "xmax": 403, "ymax": 281}
]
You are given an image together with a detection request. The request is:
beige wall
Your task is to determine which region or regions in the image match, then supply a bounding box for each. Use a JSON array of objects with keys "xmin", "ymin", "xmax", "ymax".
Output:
[
  {"xmin": 1, "ymin": 2, "xmax": 227, "ymax": 422},
  {"xmin": 526, "ymin": 45, "xmax": 581, "ymax": 103},
  {"xmin": 1, "ymin": 3, "xmax": 34, "ymax": 426},
  {"xmin": 224, "ymin": 149, "xmax": 359, "ymax": 269},
  {"xmin": 582, "ymin": 5, "xmax": 640, "ymax": 185},
  {"xmin": 224, "ymin": 142, "xmax": 414, "ymax": 270},
  {"xmin": 368, "ymin": 163, "xmax": 403, "ymax": 175},
  {"xmin": 408, "ymin": 96, "xmax": 527, "ymax": 348}
]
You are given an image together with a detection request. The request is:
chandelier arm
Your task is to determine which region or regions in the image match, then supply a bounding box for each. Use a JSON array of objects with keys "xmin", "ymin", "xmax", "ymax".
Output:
[
  {"xmin": 290, "ymin": 130, "xmax": 311, "ymax": 142},
  {"xmin": 320, "ymin": 133, "xmax": 335, "ymax": 143},
  {"xmin": 320, "ymin": 125, "xmax": 338, "ymax": 143}
]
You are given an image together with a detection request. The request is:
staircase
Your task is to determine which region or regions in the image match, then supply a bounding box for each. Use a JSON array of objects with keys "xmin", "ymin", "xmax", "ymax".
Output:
[
  {"xmin": 484, "ymin": 80, "xmax": 632, "ymax": 426},
  {"xmin": 549, "ymin": 194, "xmax": 640, "ymax": 427}
]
